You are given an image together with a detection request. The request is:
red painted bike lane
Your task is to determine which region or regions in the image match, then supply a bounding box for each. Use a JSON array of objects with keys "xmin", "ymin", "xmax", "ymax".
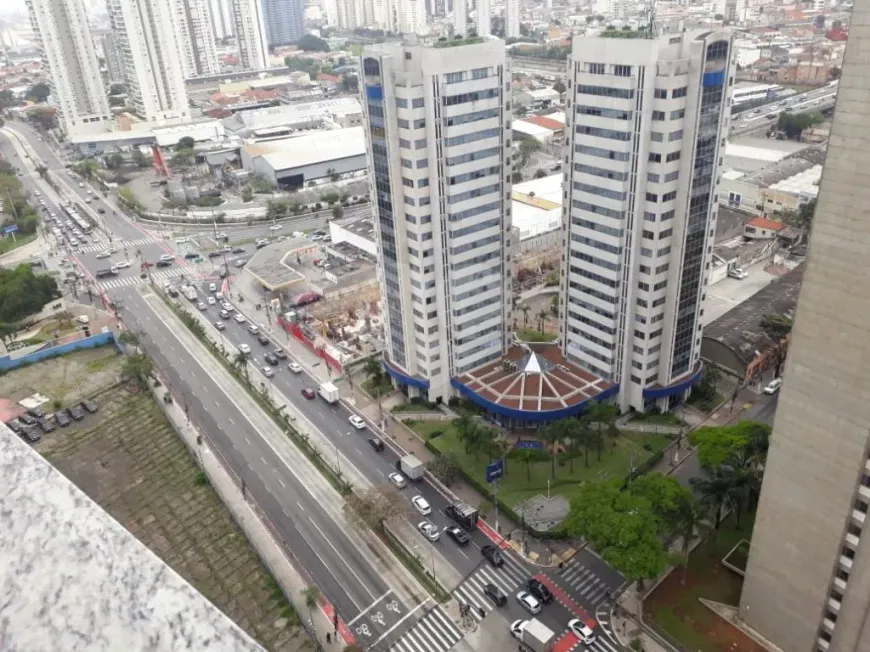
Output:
[
  {"xmin": 320, "ymin": 600, "xmax": 355, "ymax": 645},
  {"xmin": 534, "ymin": 573, "xmax": 598, "ymax": 630}
]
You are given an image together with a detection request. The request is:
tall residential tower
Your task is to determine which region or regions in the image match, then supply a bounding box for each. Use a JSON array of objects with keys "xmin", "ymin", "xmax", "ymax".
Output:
[
  {"xmin": 231, "ymin": 0, "xmax": 270, "ymax": 70},
  {"xmin": 262, "ymin": 0, "xmax": 306, "ymax": 47},
  {"xmin": 25, "ymin": 0, "xmax": 111, "ymax": 136},
  {"xmin": 176, "ymin": 0, "xmax": 221, "ymax": 78},
  {"xmin": 740, "ymin": 3, "xmax": 870, "ymax": 650},
  {"xmin": 361, "ymin": 38, "xmax": 513, "ymax": 402},
  {"xmin": 561, "ymin": 28, "xmax": 733, "ymax": 412}
]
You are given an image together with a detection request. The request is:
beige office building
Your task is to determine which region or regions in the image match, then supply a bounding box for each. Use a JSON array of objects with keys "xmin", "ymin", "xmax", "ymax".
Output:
[{"xmin": 740, "ymin": 3, "xmax": 870, "ymax": 651}]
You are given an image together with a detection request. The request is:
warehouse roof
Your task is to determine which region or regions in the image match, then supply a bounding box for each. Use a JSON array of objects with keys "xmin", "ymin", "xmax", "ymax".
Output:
[{"xmin": 243, "ymin": 126, "xmax": 366, "ymax": 172}]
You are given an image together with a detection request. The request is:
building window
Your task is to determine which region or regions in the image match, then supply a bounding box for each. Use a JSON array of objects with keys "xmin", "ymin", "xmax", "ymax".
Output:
[
  {"xmin": 395, "ymin": 98, "xmax": 408, "ymax": 108},
  {"xmin": 654, "ymin": 88, "xmax": 667, "ymax": 99},
  {"xmin": 445, "ymin": 71, "xmax": 465, "ymax": 84},
  {"xmin": 412, "ymin": 97, "xmax": 425, "ymax": 108},
  {"xmin": 588, "ymin": 62, "xmax": 605, "ymax": 75},
  {"xmin": 614, "ymin": 64, "xmax": 632, "ymax": 77},
  {"xmin": 472, "ymin": 67, "xmax": 489, "ymax": 79},
  {"xmin": 652, "ymin": 110, "xmax": 665, "ymax": 121},
  {"xmin": 672, "ymin": 86, "xmax": 688, "ymax": 98}
]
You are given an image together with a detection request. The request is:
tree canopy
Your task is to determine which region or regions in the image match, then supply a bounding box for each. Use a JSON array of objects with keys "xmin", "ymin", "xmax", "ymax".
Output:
[
  {"xmin": 562, "ymin": 478, "xmax": 674, "ymax": 582},
  {"xmin": 0, "ymin": 264, "xmax": 60, "ymax": 324},
  {"xmin": 295, "ymin": 35, "xmax": 329, "ymax": 52},
  {"xmin": 777, "ymin": 111, "xmax": 825, "ymax": 140},
  {"xmin": 176, "ymin": 136, "xmax": 195, "ymax": 150},
  {"xmin": 27, "ymin": 83, "xmax": 51, "ymax": 103},
  {"xmin": 0, "ymin": 89, "xmax": 18, "ymax": 109},
  {"xmin": 689, "ymin": 421, "xmax": 771, "ymax": 470},
  {"xmin": 759, "ymin": 314, "xmax": 793, "ymax": 341}
]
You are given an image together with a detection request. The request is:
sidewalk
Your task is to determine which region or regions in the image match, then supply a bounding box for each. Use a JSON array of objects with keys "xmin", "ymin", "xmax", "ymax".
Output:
[{"xmin": 609, "ymin": 586, "xmax": 670, "ymax": 652}]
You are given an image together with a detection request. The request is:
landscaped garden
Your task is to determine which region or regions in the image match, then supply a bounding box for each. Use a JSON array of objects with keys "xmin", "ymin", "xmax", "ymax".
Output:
[{"xmin": 407, "ymin": 417, "xmax": 671, "ymax": 507}]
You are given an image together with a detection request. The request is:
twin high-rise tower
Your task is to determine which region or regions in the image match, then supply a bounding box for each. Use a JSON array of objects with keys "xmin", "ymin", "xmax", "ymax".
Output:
[{"xmin": 363, "ymin": 28, "xmax": 733, "ymax": 415}]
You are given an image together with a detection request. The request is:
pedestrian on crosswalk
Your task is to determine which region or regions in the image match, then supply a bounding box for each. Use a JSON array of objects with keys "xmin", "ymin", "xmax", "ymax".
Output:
[{"xmin": 325, "ymin": 633, "xmax": 331, "ymax": 644}]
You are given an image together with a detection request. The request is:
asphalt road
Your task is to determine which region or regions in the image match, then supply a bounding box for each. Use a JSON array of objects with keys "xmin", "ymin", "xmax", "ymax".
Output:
[{"xmin": 730, "ymin": 84, "xmax": 837, "ymax": 135}]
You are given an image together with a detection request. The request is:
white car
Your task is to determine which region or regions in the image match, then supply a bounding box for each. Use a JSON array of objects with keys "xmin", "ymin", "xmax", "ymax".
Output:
[
  {"xmin": 159, "ymin": 254, "xmax": 174, "ymax": 262},
  {"xmin": 388, "ymin": 472, "xmax": 407, "ymax": 489},
  {"xmin": 269, "ymin": 224, "xmax": 282, "ymax": 231},
  {"xmin": 727, "ymin": 267, "xmax": 749, "ymax": 280},
  {"xmin": 412, "ymin": 495, "xmax": 431, "ymax": 516},
  {"xmin": 233, "ymin": 313, "xmax": 246, "ymax": 323},
  {"xmin": 248, "ymin": 324, "xmax": 259, "ymax": 334},
  {"xmin": 238, "ymin": 343, "xmax": 251, "ymax": 354},
  {"xmin": 289, "ymin": 362, "xmax": 302, "ymax": 373},
  {"xmin": 292, "ymin": 231, "xmax": 304, "ymax": 238},
  {"xmin": 763, "ymin": 378, "xmax": 782, "ymax": 394},
  {"xmin": 215, "ymin": 232, "xmax": 228, "ymax": 240},
  {"xmin": 214, "ymin": 321, "xmax": 225, "ymax": 330},
  {"xmin": 418, "ymin": 521, "xmax": 440, "ymax": 541},
  {"xmin": 197, "ymin": 302, "xmax": 206, "ymax": 311},
  {"xmin": 261, "ymin": 366, "xmax": 275, "ymax": 378},
  {"xmin": 209, "ymin": 282, "xmax": 217, "ymax": 292},
  {"xmin": 174, "ymin": 237, "xmax": 189, "ymax": 244},
  {"xmin": 96, "ymin": 251, "xmax": 111, "ymax": 259},
  {"xmin": 568, "ymin": 619, "xmax": 596, "ymax": 645},
  {"xmin": 349, "ymin": 415, "xmax": 366, "ymax": 430},
  {"xmin": 206, "ymin": 296, "xmax": 216, "ymax": 305},
  {"xmin": 114, "ymin": 260, "xmax": 130, "ymax": 269},
  {"xmin": 516, "ymin": 591, "xmax": 542, "ymax": 615},
  {"xmin": 221, "ymin": 301, "xmax": 232, "ymax": 311}
]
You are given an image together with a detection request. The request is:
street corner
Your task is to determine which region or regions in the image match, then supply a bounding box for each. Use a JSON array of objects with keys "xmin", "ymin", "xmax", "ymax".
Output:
[
  {"xmin": 534, "ymin": 572, "xmax": 597, "ymax": 628},
  {"xmin": 345, "ymin": 590, "xmax": 412, "ymax": 647},
  {"xmin": 477, "ymin": 518, "xmax": 510, "ymax": 550},
  {"xmin": 320, "ymin": 600, "xmax": 355, "ymax": 645},
  {"xmin": 552, "ymin": 630, "xmax": 582, "ymax": 652}
]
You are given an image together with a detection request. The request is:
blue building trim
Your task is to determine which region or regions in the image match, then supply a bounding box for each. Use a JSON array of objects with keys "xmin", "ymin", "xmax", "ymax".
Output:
[
  {"xmin": 703, "ymin": 70, "xmax": 726, "ymax": 87},
  {"xmin": 450, "ymin": 377, "xmax": 620, "ymax": 423},
  {"xmin": 642, "ymin": 365, "xmax": 705, "ymax": 400},
  {"xmin": 365, "ymin": 84, "xmax": 383, "ymax": 100},
  {"xmin": 383, "ymin": 357, "xmax": 430, "ymax": 390}
]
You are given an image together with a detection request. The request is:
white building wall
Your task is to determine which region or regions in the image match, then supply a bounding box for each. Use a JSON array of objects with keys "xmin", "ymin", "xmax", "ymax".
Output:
[
  {"xmin": 176, "ymin": 0, "xmax": 220, "ymax": 78},
  {"xmin": 232, "ymin": 0, "xmax": 269, "ymax": 70},
  {"xmin": 454, "ymin": 0, "xmax": 467, "ymax": 37},
  {"xmin": 209, "ymin": 0, "xmax": 234, "ymax": 38},
  {"xmin": 107, "ymin": 0, "xmax": 190, "ymax": 124},
  {"xmin": 477, "ymin": 0, "xmax": 491, "ymax": 36},
  {"xmin": 562, "ymin": 29, "xmax": 733, "ymax": 412},
  {"xmin": 504, "ymin": 0, "xmax": 519, "ymax": 39},
  {"xmin": 361, "ymin": 38, "xmax": 513, "ymax": 401},
  {"xmin": 26, "ymin": 0, "xmax": 111, "ymax": 136}
]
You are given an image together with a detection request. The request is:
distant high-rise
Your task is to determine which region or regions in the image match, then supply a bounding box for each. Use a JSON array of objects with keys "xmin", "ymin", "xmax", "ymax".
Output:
[
  {"xmin": 504, "ymin": 0, "xmax": 518, "ymax": 39},
  {"xmin": 97, "ymin": 30, "xmax": 125, "ymax": 84},
  {"xmin": 262, "ymin": 0, "xmax": 305, "ymax": 47},
  {"xmin": 561, "ymin": 29, "xmax": 732, "ymax": 412},
  {"xmin": 334, "ymin": 0, "xmax": 424, "ymax": 34},
  {"xmin": 476, "ymin": 0, "xmax": 490, "ymax": 36},
  {"xmin": 176, "ymin": 0, "xmax": 221, "ymax": 77},
  {"xmin": 25, "ymin": 0, "xmax": 111, "ymax": 136},
  {"xmin": 107, "ymin": 0, "xmax": 190, "ymax": 124},
  {"xmin": 231, "ymin": 0, "xmax": 270, "ymax": 70},
  {"xmin": 739, "ymin": 4, "xmax": 870, "ymax": 651},
  {"xmin": 209, "ymin": 0, "xmax": 234, "ymax": 39},
  {"xmin": 361, "ymin": 38, "xmax": 513, "ymax": 401},
  {"xmin": 453, "ymin": 0, "xmax": 466, "ymax": 36}
]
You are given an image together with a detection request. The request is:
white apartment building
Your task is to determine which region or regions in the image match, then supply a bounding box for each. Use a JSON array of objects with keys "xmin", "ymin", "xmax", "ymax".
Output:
[
  {"xmin": 336, "ymin": 0, "xmax": 425, "ymax": 34},
  {"xmin": 107, "ymin": 0, "xmax": 190, "ymax": 124},
  {"xmin": 231, "ymin": 0, "xmax": 269, "ymax": 70},
  {"xmin": 209, "ymin": 0, "xmax": 234, "ymax": 38},
  {"xmin": 25, "ymin": 0, "xmax": 111, "ymax": 136},
  {"xmin": 361, "ymin": 38, "xmax": 513, "ymax": 402},
  {"xmin": 561, "ymin": 28, "xmax": 733, "ymax": 413},
  {"xmin": 504, "ymin": 0, "xmax": 519, "ymax": 39},
  {"xmin": 176, "ymin": 0, "xmax": 220, "ymax": 78}
]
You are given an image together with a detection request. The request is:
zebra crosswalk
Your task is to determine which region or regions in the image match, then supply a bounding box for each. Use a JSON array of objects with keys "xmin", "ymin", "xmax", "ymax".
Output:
[
  {"xmin": 453, "ymin": 551, "xmax": 529, "ymax": 621},
  {"xmin": 387, "ymin": 605, "xmax": 463, "ymax": 652},
  {"xmin": 78, "ymin": 237, "xmax": 157, "ymax": 253},
  {"xmin": 558, "ymin": 558, "xmax": 614, "ymax": 607},
  {"xmin": 98, "ymin": 268, "xmax": 188, "ymax": 290}
]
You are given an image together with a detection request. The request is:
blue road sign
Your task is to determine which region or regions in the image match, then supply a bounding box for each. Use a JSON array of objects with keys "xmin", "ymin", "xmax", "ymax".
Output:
[
  {"xmin": 3, "ymin": 224, "xmax": 18, "ymax": 234},
  {"xmin": 514, "ymin": 440, "xmax": 544, "ymax": 450},
  {"xmin": 486, "ymin": 458, "xmax": 504, "ymax": 483}
]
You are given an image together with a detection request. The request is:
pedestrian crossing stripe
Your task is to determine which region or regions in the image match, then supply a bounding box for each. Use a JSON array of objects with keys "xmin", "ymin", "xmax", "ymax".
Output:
[
  {"xmin": 560, "ymin": 560, "xmax": 614, "ymax": 606},
  {"xmin": 98, "ymin": 268, "xmax": 190, "ymax": 290},
  {"xmin": 452, "ymin": 556, "xmax": 528, "ymax": 617},
  {"xmin": 78, "ymin": 237, "xmax": 158, "ymax": 253},
  {"xmin": 552, "ymin": 631, "xmax": 621, "ymax": 652},
  {"xmin": 388, "ymin": 605, "xmax": 463, "ymax": 652}
]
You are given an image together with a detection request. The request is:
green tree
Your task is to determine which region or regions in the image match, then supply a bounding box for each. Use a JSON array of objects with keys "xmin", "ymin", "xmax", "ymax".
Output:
[
  {"xmin": 132, "ymin": 149, "xmax": 152, "ymax": 168},
  {"xmin": 690, "ymin": 468, "xmax": 735, "ymax": 534},
  {"xmin": 240, "ymin": 185, "xmax": 254, "ymax": 202},
  {"xmin": 563, "ymin": 479, "xmax": 671, "ymax": 584},
  {"xmin": 777, "ymin": 111, "xmax": 825, "ymax": 140},
  {"xmin": 537, "ymin": 309, "xmax": 548, "ymax": 333},
  {"xmin": 176, "ymin": 136, "xmax": 195, "ymax": 150},
  {"xmin": 552, "ymin": 81, "xmax": 566, "ymax": 94},
  {"xmin": 233, "ymin": 350, "xmax": 249, "ymax": 381},
  {"xmin": 121, "ymin": 352, "xmax": 153, "ymax": 387},
  {"xmin": 671, "ymin": 492, "xmax": 707, "ymax": 585},
  {"xmin": 429, "ymin": 452, "xmax": 461, "ymax": 486},
  {"xmin": 0, "ymin": 264, "xmax": 60, "ymax": 323},
  {"xmin": 541, "ymin": 420, "xmax": 570, "ymax": 477},
  {"xmin": 109, "ymin": 83, "xmax": 126, "ymax": 95},
  {"xmin": 0, "ymin": 89, "xmax": 17, "ymax": 109},
  {"xmin": 27, "ymin": 83, "xmax": 51, "ymax": 103},
  {"xmin": 759, "ymin": 313, "xmax": 793, "ymax": 341},
  {"xmin": 521, "ymin": 305, "xmax": 530, "ymax": 328},
  {"xmin": 692, "ymin": 364, "xmax": 721, "ymax": 403},
  {"xmin": 105, "ymin": 153, "xmax": 125, "ymax": 170},
  {"xmin": 300, "ymin": 585, "xmax": 320, "ymax": 637},
  {"xmin": 295, "ymin": 34, "xmax": 330, "ymax": 52},
  {"xmin": 118, "ymin": 330, "xmax": 140, "ymax": 346},
  {"xmin": 332, "ymin": 205, "xmax": 343, "ymax": 220},
  {"xmin": 689, "ymin": 421, "xmax": 771, "ymax": 470},
  {"xmin": 519, "ymin": 137, "xmax": 541, "ymax": 166},
  {"xmin": 628, "ymin": 472, "xmax": 694, "ymax": 541},
  {"xmin": 363, "ymin": 357, "xmax": 384, "ymax": 386},
  {"xmin": 170, "ymin": 148, "xmax": 194, "ymax": 169},
  {"xmin": 35, "ymin": 164, "xmax": 48, "ymax": 178},
  {"xmin": 534, "ymin": 169, "xmax": 547, "ymax": 179}
]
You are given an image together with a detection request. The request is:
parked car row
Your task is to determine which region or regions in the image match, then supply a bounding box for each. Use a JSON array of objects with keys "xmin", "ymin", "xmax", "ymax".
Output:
[{"xmin": 5, "ymin": 399, "xmax": 98, "ymax": 442}]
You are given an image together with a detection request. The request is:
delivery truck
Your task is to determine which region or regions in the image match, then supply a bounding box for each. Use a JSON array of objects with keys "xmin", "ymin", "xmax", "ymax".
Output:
[
  {"xmin": 183, "ymin": 285, "xmax": 197, "ymax": 301},
  {"xmin": 319, "ymin": 382, "xmax": 339, "ymax": 404},
  {"xmin": 510, "ymin": 619, "xmax": 555, "ymax": 652},
  {"xmin": 398, "ymin": 454, "xmax": 425, "ymax": 481},
  {"xmin": 445, "ymin": 501, "xmax": 479, "ymax": 530}
]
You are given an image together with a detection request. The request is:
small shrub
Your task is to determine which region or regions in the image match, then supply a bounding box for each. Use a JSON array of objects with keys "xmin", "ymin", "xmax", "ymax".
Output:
[
  {"xmin": 193, "ymin": 471, "xmax": 209, "ymax": 486},
  {"xmin": 427, "ymin": 430, "xmax": 443, "ymax": 440},
  {"xmin": 642, "ymin": 442, "xmax": 653, "ymax": 452}
]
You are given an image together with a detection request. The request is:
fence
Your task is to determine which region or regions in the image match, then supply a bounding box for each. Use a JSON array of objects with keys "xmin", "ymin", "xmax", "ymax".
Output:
[
  {"xmin": 393, "ymin": 411, "xmax": 451, "ymax": 422},
  {"xmin": 277, "ymin": 317, "xmax": 343, "ymax": 375},
  {"xmin": 0, "ymin": 330, "xmax": 118, "ymax": 371}
]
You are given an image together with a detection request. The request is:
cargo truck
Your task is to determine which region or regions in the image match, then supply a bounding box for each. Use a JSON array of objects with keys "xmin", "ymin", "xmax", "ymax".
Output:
[
  {"xmin": 510, "ymin": 619, "xmax": 555, "ymax": 652},
  {"xmin": 319, "ymin": 382, "xmax": 339, "ymax": 404},
  {"xmin": 183, "ymin": 286, "xmax": 197, "ymax": 301},
  {"xmin": 445, "ymin": 501, "xmax": 479, "ymax": 530},
  {"xmin": 397, "ymin": 455, "xmax": 424, "ymax": 481}
]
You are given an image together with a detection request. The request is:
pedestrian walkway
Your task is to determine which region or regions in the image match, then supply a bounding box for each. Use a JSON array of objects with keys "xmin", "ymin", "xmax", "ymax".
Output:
[
  {"xmin": 452, "ymin": 554, "xmax": 528, "ymax": 619},
  {"xmin": 387, "ymin": 605, "xmax": 463, "ymax": 652},
  {"xmin": 98, "ymin": 268, "xmax": 187, "ymax": 290},
  {"xmin": 78, "ymin": 237, "xmax": 156, "ymax": 253},
  {"xmin": 558, "ymin": 557, "xmax": 616, "ymax": 607}
]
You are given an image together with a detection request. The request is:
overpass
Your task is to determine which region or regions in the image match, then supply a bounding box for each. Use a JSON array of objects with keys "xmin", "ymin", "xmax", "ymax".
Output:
[{"xmin": 729, "ymin": 82, "xmax": 838, "ymax": 136}]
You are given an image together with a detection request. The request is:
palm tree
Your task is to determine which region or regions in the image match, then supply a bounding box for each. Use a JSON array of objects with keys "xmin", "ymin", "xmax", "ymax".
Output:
[
  {"xmin": 363, "ymin": 357, "xmax": 383, "ymax": 386},
  {"xmin": 521, "ymin": 305, "xmax": 531, "ymax": 329},
  {"xmin": 493, "ymin": 438, "xmax": 511, "ymax": 476},
  {"xmin": 540, "ymin": 421, "xmax": 567, "ymax": 479},
  {"xmin": 690, "ymin": 469, "xmax": 735, "ymax": 536},
  {"xmin": 672, "ymin": 493, "xmax": 707, "ymax": 585},
  {"xmin": 300, "ymin": 586, "xmax": 320, "ymax": 638},
  {"xmin": 537, "ymin": 309, "xmax": 549, "ymax": 333},
  {"xmin": 517, "ymin": 447, "xmax": 536, "ymax": 482},
  {"xmin": 233, "ymin": 351, "xmax": 249, "ymax": 381}
]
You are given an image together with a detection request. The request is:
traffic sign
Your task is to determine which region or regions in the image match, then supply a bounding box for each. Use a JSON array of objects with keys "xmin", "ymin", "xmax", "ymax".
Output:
[
  {"xmin": 3, "ymin": 224, "xmax": 18, "ymax": 234},
  {"xmin": 486, "ymin": 458, "xmax": 504, "ymax": 483}
]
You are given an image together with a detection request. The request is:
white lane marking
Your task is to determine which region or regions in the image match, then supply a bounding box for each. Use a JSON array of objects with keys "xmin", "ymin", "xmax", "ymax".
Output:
[
  {"xmin": 277, "ymin": 478, "xmax": 285, "ymax": 488},
  {"xmin": 297, "ymin": 501, "xmax": 305, "ymax": 511},
  {"xmin": 228, "ymin": 417, "xmax": 235, "ymax": 425},
  {"xmin": 370, "ymin": 599, "xmax": 430, "ymax": 647},
  {"xmin": 308, "ymin": 516, "xmax": 379, "ymax": 601},
  {"xmin": 244, "ymin": 437, "xmax": 251, "ymax": 445},
  {"xmin": 347, "ymin": 589, "xmax": 393, "ymax": 626},
  {"xmin": 294, "ymin": 521, "xmax": 364, "ymax": 612}
]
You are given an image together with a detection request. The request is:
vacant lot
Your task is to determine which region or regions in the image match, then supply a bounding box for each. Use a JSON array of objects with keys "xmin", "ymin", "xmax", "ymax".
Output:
[{"xmin": 2, "ymin": 349, "xmax": 311, "ymax": 651}]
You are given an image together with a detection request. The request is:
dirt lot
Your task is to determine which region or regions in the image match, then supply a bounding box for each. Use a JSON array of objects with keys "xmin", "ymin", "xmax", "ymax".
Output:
[{"xmin": 3, "ymin": 348, "xmax": 311, "ymax": 651}]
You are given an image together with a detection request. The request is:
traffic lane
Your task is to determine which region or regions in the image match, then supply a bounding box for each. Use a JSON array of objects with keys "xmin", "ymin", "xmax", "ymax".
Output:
[
  {"xmin": 197, "ymin": 303, "xmax": 490, "ymax": 575},
  {"xmin": 120, "ymin": 290, "xmax": 396, "ymax": 622}
]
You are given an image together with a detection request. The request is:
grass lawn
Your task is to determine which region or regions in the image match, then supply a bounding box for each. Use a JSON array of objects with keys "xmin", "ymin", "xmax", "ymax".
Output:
[
  {"xmin": 646, "ymin": 511, "xmax": 763, "ymax": 652},
  {"xmin": 688, "ymin": 391, "xmax": 725, "ymax": 413},
  {"xmin": 361, "ymin": 376, "xmax": 393, "ymax": 398},
  {"xmin": 404, "ymin": 420, "xmax": 450, "ymax": 440},
  {"xmin": 628, "ymin": 411, "xmax": 685, "ymax": 426},
  {"xmin": 392, "ymin": 398, "xmax": 440, "ymax": 413},
  {"xmin": 516, "ymin": 328, "xmax": 557, "ymax": 343},
  {"xmin": 418, "ymin": 422, "xmax": 671, "ymax": 507},
  {"xmin": 0, "ymin": 233, "xmax": 37, "ymax": 255}
]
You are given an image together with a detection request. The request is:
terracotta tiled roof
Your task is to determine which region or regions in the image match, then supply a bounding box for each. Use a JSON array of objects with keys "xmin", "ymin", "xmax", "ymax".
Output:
[
  {"xmin": 526, "ymin": 115, "xmax": 565, "ymax": 131},
  {"xmin": 747, "ymin": 216, "xmax": 786, "ymax": 231}
]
